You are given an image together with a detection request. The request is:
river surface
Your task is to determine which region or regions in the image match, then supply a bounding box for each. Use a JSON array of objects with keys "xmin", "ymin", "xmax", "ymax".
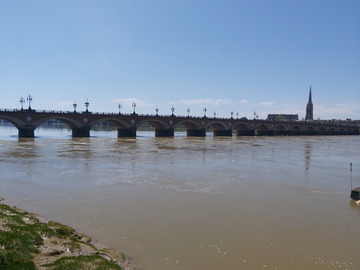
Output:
[{"xmin": 0, "ymin": 126, "xmax": 359, "ymax": 270}]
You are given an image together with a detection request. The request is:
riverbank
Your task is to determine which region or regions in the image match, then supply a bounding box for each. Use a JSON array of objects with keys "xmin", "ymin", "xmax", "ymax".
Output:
[{"xmin": 0, "ymin": 198, "xmax": 134, "ymax": 270}]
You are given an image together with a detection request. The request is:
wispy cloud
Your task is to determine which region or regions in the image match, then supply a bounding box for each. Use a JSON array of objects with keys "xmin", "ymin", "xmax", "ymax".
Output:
[
  {"xmin": 214, "ymin": 99, "xmax": 231, "ymax": 105},
  {"xmin": 259, "ymin": 101, "xmax": 274, "ymax": 106},
  {"xmin": 58, "ymin": 101, "xmax": 73, "ymax": 108},
  {"xmin": 314, "ymin": 104, "xmax": 359, "ymax": 119},
  {"xmin": 179, "ymin": 99, "xmax": 231, "ymax": 106},
  {"xmin": 179, "ymin": 99, "xmax": 213, "ymax": 105},
  {"xmin": 335, "ymin": 103, "xmax": 360, "ymax": 112},
  {"xmin": 239, "ymin": 99, "xmax": 249, "ymax": 103}
]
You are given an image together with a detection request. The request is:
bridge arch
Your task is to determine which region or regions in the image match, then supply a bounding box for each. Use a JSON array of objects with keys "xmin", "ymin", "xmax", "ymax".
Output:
[
  {"xmin": 273, "ymin": 124, "xmax": 289, "ymax": 135},
  {"xmin": 233, "ymin": 123, "xmax": 251, "ymax": 130},
  {"xmin": 304, "ymin": 125, "xmax": 316, "ymax": 135},
  {"xmin": 207, "ymin": 121, "xmax": 229, "ymax": 130},
  {"xmin": 318, "ymin": 126, "xmax": 327, "ymax": 135},
  {"xmin": 30, "ymin": 116, "xmax": 90, "ymax": 137},
  {"xmin": 207, "ymin": 121, "xmax": 232, "ymax": 136},
  {"xmin": 136, "ymin": 118, "xmax": 174, "ymax": 137},
  {"xmin": 290, "ymin": 125, "xmax": 302, "ymax": 135},
  {"xmin": 306, "ymin": 126, "xmax": 315, "ymax": 131},
  {"xmin": 32, "ymin": 116, "xmax": 83, "ymax": 129},
  {"xmin": 0, "ymin": 115, "xmax": 26, "ymax": 129},
  {"xmin": 89, "ymin": 118, "xmax": 131, "ymax": 129},
  {"xmin": 176, "ymin": 119, "xmax": 202, "ymax": 130},
  {"xmin": 255, "ymin": 123, "xmax": 273, "ymax": 136},
  {"xmin": 327, "ymin": 126, "xmax": 341, "ymax": 135},
  {"xmin": 234, "ymin": 123, "xmax": 254, "ymax": 136},
  {"xmin": 0, "ymin": 114, "xmax": 85, "ymax": 138},
  {"xmin": 175, "ymin": 119, "xmax": 205, "ymax": 137},
  {"xmin": 138, "ymin": 118, "xmax": 170, "ymax": 130}
]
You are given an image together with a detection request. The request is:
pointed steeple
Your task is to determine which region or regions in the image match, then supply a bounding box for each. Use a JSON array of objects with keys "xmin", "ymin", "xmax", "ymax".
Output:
[
  {"xmin": 305, "ymin": 85, "xmax": 313, "ymax": 121},
  {"xmin": 308, "ymin": 85, "xmax": 312, "ymax": 103}
]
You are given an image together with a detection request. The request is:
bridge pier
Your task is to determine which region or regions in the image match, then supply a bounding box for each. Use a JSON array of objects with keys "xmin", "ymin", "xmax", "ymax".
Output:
[
  {"xmin": 274, "ymin": 130, "xmax": 290, "ymax": 136},
  {"xmin": 256, "ymin": 130, "xmax": 274, "ymax": 136},
  {"xmin": 236, "ymin": 129, "xmax": 255, "ymax": 136},
  {"xmin": 18, "ymin": 126, "xmax": 35, "ymax": 138},
  {"xmin": 187, "ymin": 129, "xmax": 206, "ymax": 137},
  {"xmin": 117, "ymin": 127, "xmax": 137, "ymax": 137},
  {"xmin": 289, "ymin": 130, "xmax": 303, "ymax": 136},
  {"xmin": 72, "ymin": 126, "xmax": 90, "ymax": 137},
  {"xmin": 302, "ymin": 131, "xmax": 316, "ymax": 136},
  {"xmin": 214, "ymin": 129, "xmax": 233, "ymax": 137},
  {"xmin": 155, "ymin": 128, "xmax": 174, "ymax": 137}
]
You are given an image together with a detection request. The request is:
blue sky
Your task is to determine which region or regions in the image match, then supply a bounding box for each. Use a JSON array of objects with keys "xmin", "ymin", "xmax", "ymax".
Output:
[{"xmin": 1, "ymin": 0, "xmax": 359, "ymax": 120}]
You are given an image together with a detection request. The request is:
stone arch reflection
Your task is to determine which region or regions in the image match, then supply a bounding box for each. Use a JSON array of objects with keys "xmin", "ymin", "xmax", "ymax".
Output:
[{"xmin": 304, "ymin": 139, "xmax": 312, "ymax": 172}]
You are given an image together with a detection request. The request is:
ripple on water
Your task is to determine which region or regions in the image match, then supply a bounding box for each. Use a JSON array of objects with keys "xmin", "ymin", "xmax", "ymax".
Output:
[{"xmin": 94, "ymin": 170, "xmax": 219, "ymax": 194}]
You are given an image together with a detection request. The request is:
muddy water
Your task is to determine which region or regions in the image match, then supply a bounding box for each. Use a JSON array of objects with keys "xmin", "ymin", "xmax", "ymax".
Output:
[{"xmin": 0, "ymin": 126, "xmax": 359, "ymax": 269}]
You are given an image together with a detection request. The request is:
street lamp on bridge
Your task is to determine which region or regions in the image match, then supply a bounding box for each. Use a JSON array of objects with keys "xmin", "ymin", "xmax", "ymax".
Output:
[
  {"xmin": 231, "ymin": 110, "xmax": 234, "ymax": 119},
  {"xmin": 171, "ymin": 105, "xmax": 175, "ymax": 116},
  {"xmin": 85, "ymin": 99, "xmax": 89, "ymax": 113},
  {"xmin": 27, "ymin": 95, "xmax": 32, "ymax": 110},
  {"xmin": 155, "ymin": 107, "xmax": 159, "ymax": 116},
  {"xmin": 73, "ymin": 101, "xmax": 77, "ymax": 113},
  {"xmin": 214, "ymin": 112, "xmax": 216, "ymax": 118},
  {"xmin": 203, "ymin": 107, "xmax": 207, "ymax": 118},
  {"xmin": 236, "ymin": 112, "xmax": 239, "ymax": 119},
  {"xmin": 132, "ymin": 102, "xmax": 136, "ymax": 115},
  {"xmin": 253, "ymin": 111, "xmax": 257, "ymax": 120},
  {"xmin": 20, "ymin": 97, "xmax": 25, "ymax": 111},
  {"xmin": 118, "ymin": 104, "xmax": 122, "ymax": 114},
  {"xmin": 187, "ymin": 108, "xmax": 190, "ymax": 117}
]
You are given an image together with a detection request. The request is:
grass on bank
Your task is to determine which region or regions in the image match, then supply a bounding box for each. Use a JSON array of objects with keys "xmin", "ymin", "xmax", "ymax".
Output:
[
  {"xmin": 42, "ymin": 255, "xmax": 122, "ymax": 270},
  {"xmin": 0, "ymin": 202, "xmax": 123, "ymax": 270}
]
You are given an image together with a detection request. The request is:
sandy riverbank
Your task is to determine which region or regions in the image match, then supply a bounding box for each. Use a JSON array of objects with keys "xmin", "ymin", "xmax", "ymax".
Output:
[{"xmin": 0, "ymin": 198, "xmax": 135, "ymax": 270}]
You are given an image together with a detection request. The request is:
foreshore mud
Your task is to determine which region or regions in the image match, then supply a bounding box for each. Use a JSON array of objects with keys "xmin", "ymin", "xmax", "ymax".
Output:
[{"xmin": 0, "ymin": 198, "xmax": 135, "ymax": 270}]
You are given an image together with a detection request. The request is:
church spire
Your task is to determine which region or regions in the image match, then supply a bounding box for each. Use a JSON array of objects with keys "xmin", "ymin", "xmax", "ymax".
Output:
[{"xmin": 305, "ymin": 85, "xmax": 313, "ymax": 121}]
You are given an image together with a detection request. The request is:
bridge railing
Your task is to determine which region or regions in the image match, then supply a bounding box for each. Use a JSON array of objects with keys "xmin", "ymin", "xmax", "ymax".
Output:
[{"xmin": 0, "ymin": 108, "xmax": 19, "ymax": 112}]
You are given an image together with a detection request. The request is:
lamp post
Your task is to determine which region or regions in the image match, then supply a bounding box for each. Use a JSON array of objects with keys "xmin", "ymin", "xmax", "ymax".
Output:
[
  {"xmin": 187, "ymin": 108, "xmax": 190, "ymax": 117},
  {"xmin": 20, "ymin": 97, "xmax": 25, "ymax": 111},
  {"xmin": 214, "ymin": 112, "xmax": 216, "ymax": 118},
  {"xmin": 203, "ymin": 107, "xmax": 207, "ymax": 118},
  {"xmin": 231, "ymin": 110, "xmax": 234, "ymax": 119},
  {"xmin": 155, "ymin": 107, "xmax": 159, "ymax": 116},
  {"xmin": 85, "ymin": 99, "xmax": 89, "ymax": 113},
  {"xmin": 27, "ymin": 94, "xmax": 32, "ymax": 110},
  {"xmin": 236, "ymin": 112, "xmax": 239, "ymax": 119},
  {"xmin": 118, "ymin": 104, "xmax": 122, "ymax": 114},
  {"xmin": 171, "ymin": 105, "xmax": 175, "ymax": 116},
  {"xmin": 253, "ymin": 111, "xmax": 256, "ymax": 120},
  {"xmin": 73, "ymin": 101, "xmax": 77, "ymax": 113},
  {"xmin": 132, "ymin": 102, "xmax": 136, "ymax": 115}
]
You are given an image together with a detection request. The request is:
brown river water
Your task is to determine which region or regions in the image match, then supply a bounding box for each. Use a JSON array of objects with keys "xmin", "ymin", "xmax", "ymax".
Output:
[{"xmin": 0, "ymin": 126, "xmax": 359, "ymax": 270}]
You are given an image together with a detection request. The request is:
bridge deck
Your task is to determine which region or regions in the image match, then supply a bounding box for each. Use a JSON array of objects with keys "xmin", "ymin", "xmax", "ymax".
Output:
[{"xmin": 0, "ymin": 109, "xmax": 359, "ymax": 138}]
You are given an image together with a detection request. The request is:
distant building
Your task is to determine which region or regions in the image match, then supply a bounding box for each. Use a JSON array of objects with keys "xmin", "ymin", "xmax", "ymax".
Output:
[
  {"xmin": 305, "ymin": 86, "xmax": 313, "ymax": 121},
  {"xmin": 267, "ymin": 114, "xmax": 298, "ymax": 121}
]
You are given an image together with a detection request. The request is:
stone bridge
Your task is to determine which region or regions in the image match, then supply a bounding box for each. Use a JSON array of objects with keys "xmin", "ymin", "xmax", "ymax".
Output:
[{"xmin": 0, "ymin": 109, "xmax": 358, "ymax": 138}]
